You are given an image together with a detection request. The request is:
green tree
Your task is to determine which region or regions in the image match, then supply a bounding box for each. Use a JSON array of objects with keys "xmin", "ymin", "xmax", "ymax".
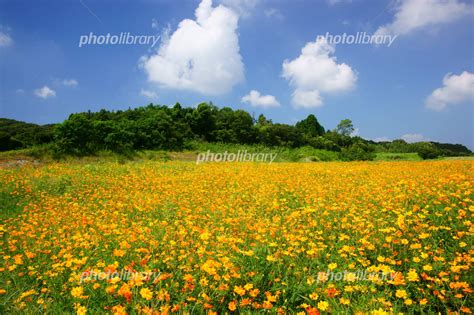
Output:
[
  {"xmin": 188, "ymin": 103, "xmax": 217, "ymax": 142},
  {"xmin": 414, "ymin": 142, "xmax": 441, "ymax": 160},
  {"xmin": 296, "ymin": 114, "xmax": 325, "ymax": 138},
  {"xmin": 335, "ymin": 119, "xmax": 354, "ymax": 137}
]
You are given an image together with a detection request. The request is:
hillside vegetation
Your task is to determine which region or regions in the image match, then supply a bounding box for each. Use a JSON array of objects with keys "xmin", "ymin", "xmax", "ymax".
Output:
[{"xmin": 0, "ymin": 103, "xmax": 471, "ymax": 161}]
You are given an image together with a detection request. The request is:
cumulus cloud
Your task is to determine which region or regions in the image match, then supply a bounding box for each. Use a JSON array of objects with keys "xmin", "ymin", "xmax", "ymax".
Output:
[
  {"xmin": 291, "ymin": 89, "xmax": 323, "ymax": 109},
  {"xmin": 0, "ymin": 31, "xmax": 12, "ymax": 47},
  {"xmin": 401, "ymin": 133, "xmax": 426, "ymax": 143},
  {"xmin": 140, "ymin": 89, "xmax": 158, "ymax": 99},
  {"xmin": 34, "ymin": 86, "xmax": 56, "ymax": 99},
  {"xmin": 425, "ymin": 71, "xmax": 474, "ymax": 111},
  {"xmin": 375, "ymin": 0, "xmax": 471, "ymax": 37},
  {"xmin": 62, "ymin": 79, "xmax": 78, "ymax": 87},
  {"xmin": 241, "ymin": 90, "xmax": 280, "ymax": 108},
  {"xmin": 140, "ymin": 0, "xmax": 244, "ymax": 95},
  {"xmin": 282, "ymin": 37, "xmax": 357, "ymax": 108}
]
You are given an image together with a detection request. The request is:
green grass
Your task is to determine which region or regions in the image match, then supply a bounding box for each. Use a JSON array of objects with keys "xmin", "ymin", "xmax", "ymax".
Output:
[
  {"xmin": 374, "ymin": 152, "xmax": 422, "ymax": 161},
  {"xmin": 185, "ymin": 141, "xmax": 339, "ymax": 162},
  {"xmin": 2, "ymin": 144, "xmax": 472, "ymax": 165},
  {"xmin": 0, "ymin": 183, "xmax": 25, "ymax": 221},
  {"xmin": 443, "ymin": 155, "xmax": 474, "ymax": 160}
]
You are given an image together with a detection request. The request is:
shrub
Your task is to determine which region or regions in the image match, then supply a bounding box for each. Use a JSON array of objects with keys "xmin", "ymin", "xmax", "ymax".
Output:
[
  {"xmin": 415, "ymin": 142, "xmax": 441, "ymax": 160},
  {"xmin": 339, "ymin": 142, "xmax": 375, "ymax": 161}
]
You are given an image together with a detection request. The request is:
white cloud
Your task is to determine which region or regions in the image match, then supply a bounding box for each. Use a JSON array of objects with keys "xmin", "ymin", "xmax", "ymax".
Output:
[
  {"xmin": 241, "ymin": 90, "xmax": 280, "ymax": 108},
  {"xmin": 140, "ymin": 89, "xmax": 158, "ymax": 99},
  {"xmin": 34, "ymin": 86, "xmax": 56, "ymax": 99},
  {"xmin": 0, "ymin": 31, "xmax": 12, "ymax": 47},
  {"xmin": 282, "ymin": 37, "xmax": 357, "ymax": 108},
  {"xmin": 151, "ymin": 18, "xmax": 159, "ymax": 30},
  {"xmin": 140, "ymin": 0, "xmax": 244, "ymax": 95},
  {"xmin": 264, "ymin": 8, "xmax": 283, "ymax": 20},
  {"xmin": 62, "ymin": 79, "xmax": 78, "ymax": 87},
  {"xmin": 375, "ymin": 0, "xmax": 471, "ymax": 37},
  {"xmin": 291, "ymin": 89, "xmax": 323, "ymax": 108},
  {"xmin": 426, "ymin": 71, "xmax": 474, "ymax": 111},
  {"xmin": 401, "ymin": 133, "xmax": 426, "ymax": 143}
]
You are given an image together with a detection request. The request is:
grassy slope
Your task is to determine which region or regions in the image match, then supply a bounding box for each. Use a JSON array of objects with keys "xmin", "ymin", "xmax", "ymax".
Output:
[{"xmin": 1, "ymin": 143, "xmax": 472, "ymax": 165}]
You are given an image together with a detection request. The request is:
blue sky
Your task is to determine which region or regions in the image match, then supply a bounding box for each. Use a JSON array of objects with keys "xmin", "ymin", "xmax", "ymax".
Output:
[{"xmin": 0, "ymin": 0, "xmax": 473, "ymax": 148}]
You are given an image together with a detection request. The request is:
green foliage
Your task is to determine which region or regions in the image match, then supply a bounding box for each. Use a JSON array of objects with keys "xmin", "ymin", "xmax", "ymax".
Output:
[
  {"xmin": 413, "ymin": 142, "xmax": 442, "ymax": 160},
  {"xmin": 0, "ymin": 118, "xmax": 54, "ymax": 151},
  {"xmin": 1, "ymin": 104, "xmax": 471, "ymax": 160},
  {"xmin": 375, "ymin": 152, "xmax": 421, "ymax": 161},
  {"xmin": 0, "ymin": 131, "xmax": 23, "ymax": 151},
  {"xmin": 307, "ymin": 136, "xmax": 339, "ymax": 151},
  {"xmin": 295, "ymin": 114, "xmax": 325, "ymax": 138},
  {"xmin": 335, "ymin": 119, "xmax": 354, "ymax": 136},
  {"xmin": 259, "ymin": 124, "xmax": 303, "ymax": 147},
  {"xmin": 339, "ymin": 141, "xmax": 376, "ymax": 161}
]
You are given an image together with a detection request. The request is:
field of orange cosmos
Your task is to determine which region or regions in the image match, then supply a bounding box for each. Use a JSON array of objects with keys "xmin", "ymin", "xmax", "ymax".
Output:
[{"xmin": 0, "ymin": 160, "xmax": 473, "ymax": 314}]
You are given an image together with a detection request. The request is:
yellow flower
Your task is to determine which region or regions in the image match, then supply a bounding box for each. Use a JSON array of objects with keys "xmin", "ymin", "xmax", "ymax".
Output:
[
  {"xmin": 233, "ymin": 286, "xmax": 246, "ymax": 296},
  {"xmin": 339, "ymin": 297, "xmax": 350, "ymax": 305},
  {"xmin": 75, "ymin": 304, "xmax": 87, "ymax": 315},
  {"xmin": 200, "ymin": 232, "xmax": 211, "ymax": 240},
  {"xmin": 228, "ymin": 300, "xmax": 237, "ymax": 311},
  {"xmin": 199, "ymin": 277, "xmax": 208, "ymax": 287},
  {"xmin": 140, "ymin": 287, "xmax": 153, "ymax": 300},
  {"xmin": 317, "ymin": 300, "xmax": 329, "ymax": 311},
  {"xmin": 395, "ymin": 289, "xmax": 407, "ymax": 299},
  {"xmin": 407, "ymin": 269, "xmax": 419, "ymax": 282},
  {"xmin": 113, "ymin": 249, "xmax": 125, "ymax": 257},
  {"xmin": 71, "ymin": 286, "xmax": 84, "ymax": 298},
  {"xmin": 111, "ymin": 305, "xmax": 127, "ymax": 315},
  {"xmin": 249, "ymin": 288, "xmax": 260, "ymax": 298},
  {"xmin": 423, "ymin": 265, "xmax": 433, "ymax": 271},
  {"xmin": 309, "ymin": 292, "xmax": 319, "ymax": 300},
  {"xmin": 106, "ymin": 285, "xmax": 117, "ymax": 294},
  {"xmin": 244, "ymin": 283, "xmax": 253, "ymax": 291},
  {"xmin": 328, "ymin": 263, "xmax": 337, "ymax": 270}
]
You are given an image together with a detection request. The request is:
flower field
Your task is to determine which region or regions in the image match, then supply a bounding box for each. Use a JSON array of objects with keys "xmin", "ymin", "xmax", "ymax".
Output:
[{"xmin": 0, "ymin": 160, "xmax": 473, "ymax": 314}]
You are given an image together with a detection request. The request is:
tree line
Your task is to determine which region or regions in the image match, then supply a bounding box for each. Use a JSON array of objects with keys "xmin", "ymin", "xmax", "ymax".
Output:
[{"xmin": 0, "ymin": 103, "xmax": 471, "ymax": 160}]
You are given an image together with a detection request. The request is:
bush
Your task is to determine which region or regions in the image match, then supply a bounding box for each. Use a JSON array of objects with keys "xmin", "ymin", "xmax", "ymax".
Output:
[
  {"xmin": 415, "ymin": 142, "xmax": 441, "ymax": 160},
  {"xmin": 339, "ymin": 142, "xmax": 375, "ymax": 161}
]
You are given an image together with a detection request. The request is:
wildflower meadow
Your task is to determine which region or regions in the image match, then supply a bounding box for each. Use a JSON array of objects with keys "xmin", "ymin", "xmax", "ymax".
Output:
[{"xmin": 0, "ymin": 160, "xmax": 472, "ymax": 314}]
